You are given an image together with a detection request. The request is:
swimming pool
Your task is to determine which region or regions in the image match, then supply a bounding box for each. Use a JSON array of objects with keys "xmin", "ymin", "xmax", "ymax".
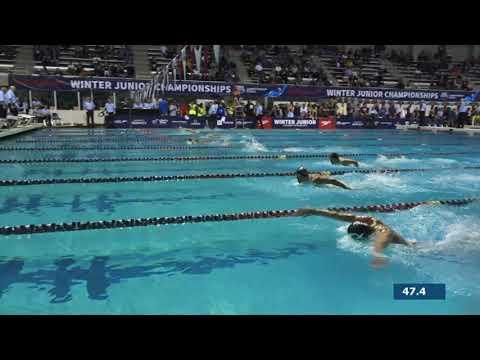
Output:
[{"xmin": 1, "ymin": 128, "xmax": 479, "ymax": 314}]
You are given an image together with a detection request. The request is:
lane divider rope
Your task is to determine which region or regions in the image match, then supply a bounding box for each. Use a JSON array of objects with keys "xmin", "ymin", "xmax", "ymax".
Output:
[
  {"xmin": 1, "ymin": 166, "xmax": 480, "ymax": 186},
  {"xmin": 27, "ymin": 135, "xmax": 439, "ymax": 141},
  {"xmin": 0, "ymin": 152, "xmax": 478, "ymax": 164},
  {"xmin": 13, "ymin": 138, "xmax": 473, "ymax": 146},
  {"xmin": 1, "ymin": 197, "xmax": 477, "ymax": 235}
]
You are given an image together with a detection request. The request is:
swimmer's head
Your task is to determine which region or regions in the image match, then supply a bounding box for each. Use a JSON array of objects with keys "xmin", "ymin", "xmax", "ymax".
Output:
[
  {"xmin": 347, "ymin": 222, "xmax": 375, "ymax": 240},
  {"xmin": 296, "ymin": 166, "xmax": 309, "ymax": 182},
  {"xmin": 329, "ymin": 152, "xmax": 340, "ymax": 163}
]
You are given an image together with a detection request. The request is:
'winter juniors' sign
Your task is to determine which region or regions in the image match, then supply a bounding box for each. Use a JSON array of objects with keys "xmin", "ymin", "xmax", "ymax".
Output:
[
  {"xmin": 285, "ymin": 86, "xmax": 477, "ymax": 102},
  {"xmin": 12, "ymin": 75, "xmax": 237, "ymax": 95},
  {"xmin": 272, "ymin": 118, "xmax": 318, "ymax": 129}
]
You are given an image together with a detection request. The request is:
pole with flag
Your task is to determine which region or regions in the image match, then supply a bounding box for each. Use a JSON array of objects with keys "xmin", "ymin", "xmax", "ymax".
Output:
[{"xmin": 181, "ymin": 46, "xmax": 186, "ymax": 80}]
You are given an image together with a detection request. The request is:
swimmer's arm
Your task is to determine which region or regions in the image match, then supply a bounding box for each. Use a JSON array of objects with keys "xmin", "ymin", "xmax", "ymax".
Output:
[
  {"xmin": 313, "ymin": 178, "xmax": 351, "ymax": 190},
  {"xmin": 341, "ymin": 158, "xmax": 359, "ymax": 167},
  {"xmin": 295, "ymin": 208, "xmax": 360, "ymax": 222},
  {"xmin": 371, "ymin": 232, "xmax": 390, "ymax": 268}
]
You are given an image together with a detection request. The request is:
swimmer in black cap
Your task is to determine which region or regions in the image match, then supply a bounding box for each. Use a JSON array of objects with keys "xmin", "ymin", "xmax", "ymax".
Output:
[
  {"xmin": 186, "ymin": 137, "xmax": 214, "ymax": 145},
  {"xmin": 296, "ymin": 166, "xmax": 351, "ymax": 190},
  {"xmin": 329, "ymin": 153, "xmax": 359, "ymax": 167},
  {"xmin": 295, "ymin": 203, "xmax": 440, "ymax": 267},
  {"xmin": 295, "ymin": 207, "xmax": 419, "ymax": 267}
]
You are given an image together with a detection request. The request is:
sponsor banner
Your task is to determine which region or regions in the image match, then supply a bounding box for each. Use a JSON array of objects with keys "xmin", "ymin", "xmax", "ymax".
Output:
[
  {"xmin": 335, "ymin": 116, "xmax": 364, "ymax": 129},
  {"xmin": 109, "ymin": 110, "xmax": 206, "ymax": 128},
  {"xmin": 335, "ymin": 116, "xmax": 396, "ymax": 129},
  {"xmin": 258, "ymin": 116, "xmax": 273, "ymax": 129},
  {"xmin": 237, "ymin": 118, "xmax": 257, "ymax": 129},
  {"xmin": 272, "ymin": 118, "xmax": 318, "ymax": 129},
  {"xmin": 109, "ymin": 110, "xmax": 260, "ymax": 129},
  {"xmin": 110, "ymin": 113, "xmax": 398, "ymax": 129},
  {"xmin": 12, "ymin": 75, "xmax": 477, "ymax": 102},
  {"xmin": 11, "ymin": 74, "xmax": 278, "ymax": 96},
  {"xmin": 282, "ymin": 85, "xmax": 475, "ymax": 102},
  {"xmin": 320, "ymin": 87, "xmax": 475, "ymax": 102},
  {"xmin": 374, "ymin": 119, "xmax": 396, "ymax": 129},
  {"xmin": 216, "ymin": 116, "xmax": 237, "ymax": 128},
  {"xmin": 318, "ymin": 116, "xmax": 336, "ymax": 129}
]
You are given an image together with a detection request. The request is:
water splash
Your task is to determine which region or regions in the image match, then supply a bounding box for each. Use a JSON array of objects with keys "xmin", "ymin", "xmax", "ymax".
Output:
[
  {"xmin": 374, "ymin": 155, "xmax": 421, "ymax": 166},
  {"xmin": 241, "ymin": 138, "xmax": 268, "ymax": 152},
  {"xmin": 348, "ymin": 172, "xmax": 407, "ymax": 190}
]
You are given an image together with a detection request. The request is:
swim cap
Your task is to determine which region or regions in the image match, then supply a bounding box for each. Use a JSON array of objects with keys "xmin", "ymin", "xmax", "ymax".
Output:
[
  {"xmin": 329, "ymin": 152, "xmax": 340, "ymax": 160},
  {"xmin": 296, "ymin": 166, "xmax": 309, "ymax": 177},
  {"xmin": 347, "ymin": 222, "xmax": 374, "ymax": 239}
]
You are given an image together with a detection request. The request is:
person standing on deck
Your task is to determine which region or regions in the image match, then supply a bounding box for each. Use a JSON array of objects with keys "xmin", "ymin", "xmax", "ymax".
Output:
[{"xmin": 83, "ymin": 98, "xmax": 95, "ymax": 128}]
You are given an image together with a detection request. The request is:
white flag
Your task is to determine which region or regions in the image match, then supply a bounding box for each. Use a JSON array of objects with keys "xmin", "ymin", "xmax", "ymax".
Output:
[
  {"xmin": 193, "ymin": 45, "xmax": 202, "ymax": 72},
  {"xmin": 213, "ymin": 45, "xmax": 221, "ymax": 65},
  {"xmin": 173, "ymin": 57, "xmax": 177, "ymax": 82},
  {"xmin": 181, "ymin": 47, "xmax": 187, "ymax": 80}
]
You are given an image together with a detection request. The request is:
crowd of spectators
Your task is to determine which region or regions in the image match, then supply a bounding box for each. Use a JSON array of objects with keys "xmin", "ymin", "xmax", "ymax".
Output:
[
  {"xmin": 117, "ymin": 94, "xmax": 480, "ymax": 128},
  {"xmin": 386, "ymin": 46, "xmax": 477, "ymax": 90},
  {"xmin": 241, "ymin": 45, "xmax": 332, "ymax": 85},
  {"xmin": 122, "ymin": 97, "xmax": 251, "ymax": 118},
  {"xmin": 331, "ymin": 46, "xmax": 391, "ymax": 88},
  {"xmin": 151, "ymin": 46, "xmax": 239, "ymax": 82},
  {"xmin": 269, "ymin": 98, "xmax": 479, "ymax": 128},
  {"xmin": 0, "ymin": 45, "xmax": 17, "ymax": 61},
  {"xmin": 34, "ymin": 45, "xmax": 134, "ymax": 77}
]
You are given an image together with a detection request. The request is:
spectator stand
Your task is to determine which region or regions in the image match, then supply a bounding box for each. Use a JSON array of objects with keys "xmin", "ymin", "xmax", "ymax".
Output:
[
  {"xmin": 148, "ymin": 45, "xmax": 239, "ymax": 82},
  {"xmin": 33, "ymin": 45, "xmax": 135, "ymax": 78},
  {"xmin": 386, "ymin": 47, "xmax": 480, "ymax": 90},
  {"xmin": 319, "ymin": 47, "xmax": 399, "ymax": 88},
  {"xmin": 0, "ymin": 45, "xmax": 19, "ymax": 72},
  {"xmin": 241, "ymin": 45, "xmax": 330, "ymax": 86}
]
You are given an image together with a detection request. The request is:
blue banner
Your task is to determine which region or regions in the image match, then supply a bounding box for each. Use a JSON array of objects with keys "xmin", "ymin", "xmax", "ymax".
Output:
[
  {"xmin": 11, "ymin": 74, "xmax": 478, "ymax": 102},
  {"xmin": 335, "ymin": 116, "xmax": 396, "ymax": 129},
  {"xmin": 11, "ymin": 75, "xmax": 278, "ymax": 98},
  {"xmin": 109, "ymin": 110, "xmax": 259, "ymax": 129},
  {"xmin": 109, "ymin": 111, "xmax": 401, "ymax": 129}
]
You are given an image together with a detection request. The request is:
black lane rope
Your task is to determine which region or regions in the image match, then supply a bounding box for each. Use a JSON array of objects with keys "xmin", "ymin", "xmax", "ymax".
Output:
[
  {"xmin": 1, "ymin": 166, "xmax": 480, "ymax": 187},
  {"xmin": 1, "ymin": 152, "xmax": 479, "ymax": 164},
  {"xmin": 0, "ymin": 145, "xmax": 245, "ymax": 151},
  {"xmin": 1, "ymin": 197, "xmax": 477, "ymax": 235},
  {"xmin": 1, "ymin": 143, "xmax": 480, "ymax": 156}
]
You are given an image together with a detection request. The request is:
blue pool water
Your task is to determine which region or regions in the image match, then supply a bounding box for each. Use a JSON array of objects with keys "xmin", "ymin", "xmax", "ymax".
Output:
[{"xmin": 1, "ymin": 128, "xmax": 480, "ymax": 314}]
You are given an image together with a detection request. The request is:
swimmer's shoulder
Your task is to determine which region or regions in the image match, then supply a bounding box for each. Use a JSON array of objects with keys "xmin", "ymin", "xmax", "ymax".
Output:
[{"xmin": 310, "ymin": 174, "xmax": 323, "ymax": 181}]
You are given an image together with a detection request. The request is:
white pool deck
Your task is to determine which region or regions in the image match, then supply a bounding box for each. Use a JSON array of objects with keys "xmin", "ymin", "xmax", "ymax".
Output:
[
  {"xmin": 0, "ymin": 124, "xmax": 45, "ymax": 139},
  {"xmin": 396, "ymin": 124, "xmax": 480, "ymax": 135}
]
